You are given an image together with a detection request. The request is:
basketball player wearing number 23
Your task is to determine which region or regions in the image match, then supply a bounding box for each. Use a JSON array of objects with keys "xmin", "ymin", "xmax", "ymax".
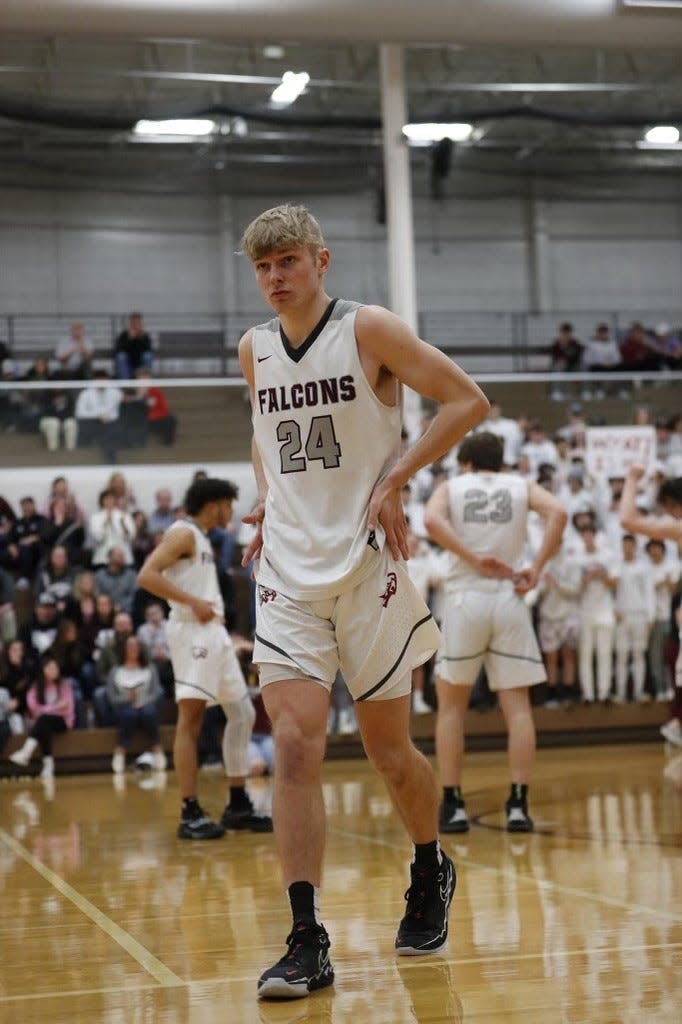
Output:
[{"xmin": 238, "ymin": 204, "xmax": 489, "ymax": 1000}]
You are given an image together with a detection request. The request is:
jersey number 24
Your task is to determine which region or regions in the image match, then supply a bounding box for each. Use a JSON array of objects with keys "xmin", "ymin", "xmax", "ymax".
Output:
[{"xmin": 277, "ymin": 415, "xmax": 342, "ymax": 473}]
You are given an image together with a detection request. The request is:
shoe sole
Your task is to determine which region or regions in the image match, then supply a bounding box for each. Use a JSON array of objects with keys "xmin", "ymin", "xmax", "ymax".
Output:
[
  {"xmin": 507, "ymin": 820, "xmax": 534, "ymax": 833},
  {"xmin": 257, "ymin": 967, "xmax": 334, "ymax": 1000},
  {"xmin": 176, "ymin": 827, "xmax": 225, "ymax": 840},
  {"xmin": 221, "ymin": 816, "xmax": 273, "ymax": 833},
  {"xmin": 395, "ymin": 858, "xmax": 456, "ymax": 957},
  {"xmin": 439, "ymin": 820, "xmax": 470, "ymax": 834}
]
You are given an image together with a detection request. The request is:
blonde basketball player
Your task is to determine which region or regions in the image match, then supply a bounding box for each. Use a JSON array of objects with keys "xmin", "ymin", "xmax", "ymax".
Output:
[
  {"xmin": 425, "ymin": 432, "xmax": 567, "ymax": 834},
  {"xmin": 238, "ymin": 204, "xmax": 489, "ymax": 1000},
  {"xmin": 137, "ymin": 478, "xmax": 272, "ymax": 838}
]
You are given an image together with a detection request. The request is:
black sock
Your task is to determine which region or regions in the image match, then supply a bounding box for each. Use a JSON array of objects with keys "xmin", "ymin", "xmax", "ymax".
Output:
[
  {"xmin": 443, "ymin": 786, "xmax": 462, "ymax": 805},
  {"xmin": 229, "ymin": 785, "xmax": 251, "ymax": 810},
  {"xmin": 509, "ymin": 783, "xmax": 528, "ymax": 805},
  {"xmin": 181, "ymin": 797, "xmax": 201, "ymax": 820},
  {"xmin": 414, "ymin": 839, "xmax": 441, "ymax": 871},
  {"xmin": 288, "ymin": 881, "xmax": 317, "ymax": 926}
]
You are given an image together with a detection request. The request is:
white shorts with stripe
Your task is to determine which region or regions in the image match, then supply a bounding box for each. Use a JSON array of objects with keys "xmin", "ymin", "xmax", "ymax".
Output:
[
  {"xmin": 167, "ymin": 618, "xmax": 247, "ymax": 705},
  {"xmin": 253, "ymin": 547, "xmax": 441, "ymax": 702},
  {"xmin": 435, "ymin": 583, "xmax": 546, "ymax": 691}
]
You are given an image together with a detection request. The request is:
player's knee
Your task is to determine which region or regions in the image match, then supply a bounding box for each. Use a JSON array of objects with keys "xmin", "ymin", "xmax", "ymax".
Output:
[{"xmin": 274, "ymin": 715, "xmax": 324, "ymax": 781}]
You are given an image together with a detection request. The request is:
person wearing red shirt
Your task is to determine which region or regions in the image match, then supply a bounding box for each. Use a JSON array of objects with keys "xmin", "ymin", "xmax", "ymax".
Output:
[{"xmin": 136, "ymin": 370, "xmax": 177, "ymax": 444}]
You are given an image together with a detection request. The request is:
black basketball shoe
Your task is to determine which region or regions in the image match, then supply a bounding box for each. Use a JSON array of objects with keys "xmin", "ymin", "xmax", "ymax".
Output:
[
  {"xmin": 505, "ymin": 796, "xmax": 534, "ymax": 833},
  {"xmin": 395, "ymin": 852, "xmax": 456, "ymax": 956},
  {"xmin": 257, "ymin": 921, "xmax": 334, "ymax": 1000},
  {"xmin": 439, "ymin": 799, "xmax": 470, "ymax": 834},
  {"xmin": 220, "ymin": 797, "xmax": 273, "ymax": 833},
  {"xmin": 177, "ymin": 806, "xmax": 225, "ymax": 840}
]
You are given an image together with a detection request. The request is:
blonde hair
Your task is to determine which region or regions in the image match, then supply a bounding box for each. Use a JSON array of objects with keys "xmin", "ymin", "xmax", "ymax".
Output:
[{"xmin": 240, "ymin": 204, "xmax": 325, "ymax": 262}]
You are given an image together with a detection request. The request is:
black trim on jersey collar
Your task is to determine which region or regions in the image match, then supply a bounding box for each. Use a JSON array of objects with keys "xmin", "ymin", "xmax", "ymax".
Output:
[{"xmin": 279, "ymin": 298, "xmax": 338, "ymax": 363}]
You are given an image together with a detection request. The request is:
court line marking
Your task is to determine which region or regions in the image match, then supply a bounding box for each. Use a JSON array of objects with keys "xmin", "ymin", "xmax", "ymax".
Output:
[
  {"xmin": 329, "ymin": 826, "xmax": 682, "ymax": 926},
  {"xmin": 1, "ymin": 942, "xmax": 681, "ymax": 1004},
  {"xmin": 0, "ymin": 827, "xmax": 183, "ymax": 988}
]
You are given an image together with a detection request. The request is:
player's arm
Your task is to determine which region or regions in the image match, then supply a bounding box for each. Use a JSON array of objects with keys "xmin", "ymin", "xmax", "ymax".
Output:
[
  {"xmin": 515, "ymin": 483, "xmax": 569, "ymax": 594},
  {"xmin": 238, "ymin": 328, "xmax": 269, "ymax": 567},
  {"xmin": 137, "ymin": 527, "xmax": 216, "ymax": 623},
  {"xmin": 356, "ymin": 306, "xmax": 489, "ymax": 558},
  {"xmin": 424, "ymin": 482, "xmax": 514, "ymax": 580},
  {"xmin": 620, "ymin": 464, "xmax": 682, "ymax": 541}
]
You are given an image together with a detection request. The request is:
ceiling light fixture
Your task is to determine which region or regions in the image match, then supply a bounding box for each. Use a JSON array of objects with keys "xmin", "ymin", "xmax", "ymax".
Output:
[
  {"xmin": 133, "ymin": 118, "xmax": 216, "ymax": 137},
  {"xmin": 270, "ymin": 71, "xmax": 310, "ymax": 108},
  {"xmin": 643, "ymin": 125, "xmax": 680, "ymax": 144},
  {"xmin": 402, "ymin": 122, "xmax": 473, "ymax": 146}
]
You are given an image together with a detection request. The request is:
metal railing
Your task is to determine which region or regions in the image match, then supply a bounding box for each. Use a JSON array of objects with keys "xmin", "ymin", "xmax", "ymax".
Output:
[{"xmin": 1, "ymin": 308, "xmax": 681, "ymax": 376}]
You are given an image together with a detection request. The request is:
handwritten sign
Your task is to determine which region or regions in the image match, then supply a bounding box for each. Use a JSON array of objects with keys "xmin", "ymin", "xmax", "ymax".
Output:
[{"xmin": 585, "ymin": 426, "xmax": 656, "ymax": 479}]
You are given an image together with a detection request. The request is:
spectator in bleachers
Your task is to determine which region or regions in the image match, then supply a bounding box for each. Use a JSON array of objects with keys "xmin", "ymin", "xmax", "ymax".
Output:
[
  {"xmin": 81, "ymin": 592, "xmax": 115, "ymax": 663},
  {"xmin": 49, "ymin": 617, "xmax": 90, "ymax": 713},
  {"xmin": 44, "ymin": 494, "xmax": 86, "ymax": 565},
  {"xmin": 34, "ymin": 545, "xmax": 76, "ymax": 615},
  {"xmin": 18, "ymin": 592, "xmax": 60, "ymax": 658},
  {"xmin": 0, "ymin": 567, "xmax": 16, "ymax": 643},
  {"xmin": 476, "ymin": 401, "xmax": 524, "ymax": 468},
  {"xmin": 146, "ymin": 488, "xmax": 175, "ymax": 536},
  {"xmin": 136, "ymin": 369, "xmax": 177, "ymax": 445},
  {"xmin": 107, "ymin": 635, "xmax": 165, "ymax": 774},
  {"xmin": 92, "ymin": 610, "xmax": 135, "ymax": 726},
  {"xmin": 41, "ymin": 476, "xmax": 85, "ymax": 525},
  {"xmin": 38, "ymin": 387, "xmax": 78, "ymax": 453},
  {"xmin": 9, "ymin": 497, "xmax": 52, "ymax": 581},
  {"xmin": 131, "ymin": 510, "xmax": 153, "ymax": 570},
  {"xmin": 645, "ymin": 538, "xmax": 678, "ymax": 702},
  {"xmin": 556, "ymin": 402, "xmax": 587, "ymax": 448},
  {"xmin": 558, "ymin": 467, "xmax": 598, "ymax": 525},
  {"xmin": 137, "ymin": 601, "xmax": 173, "ymax": 699},
  {"xmin": 619, "ymin": 321, "xmax": 661, "ymax": 373},
  {"xmin": 54, "ymin": 322, "xmax": 93, "ymax": 379},
  {"xmin": 114, "ymin": 313, "xmax": 153, "ymax": 379},
  {"xmin": 74, "ymin": 371, "xmax": 122, "ymax": 461},
  {"xmin": 9, "ymin": 654, "xmax": 75, "ymax": 778},
  {"xmin": 106, "ymin": 471, "xmax": 138, "ymax": 513},
  {"xmin": 549, "ymin": 322, "xmax": 583, "ymax": 399},
  {"xmin": 88, "ymin": 488, "xmax": 136, "ymax": 569},
  {"xmin": 572, "ymin": 522, "xmax": 619, "ymax": 703},
  {"xmin": 655, "ymin": 416, "xmax": 671, "ymax": 463},
  {"xmin": 94, "ymin": 546, "xmax": 137, "ymax": 614},
  {"xmin": 0, "ymin": 638, "xmax": 35, "ymax": 718},
  {"xmin": 520, "ymin": 421, "xmax": 558, "ymax": 477},
  {"xmin": 653, "ymin": 323, "xmax": 682, "ymax": 370},
  {"xmin": 581, "ymin": 323, "xmax": 623, "ymax": 397},
  {"xmin": 614, "ymin": 534, "xmax": 655, "ymax": 703}
]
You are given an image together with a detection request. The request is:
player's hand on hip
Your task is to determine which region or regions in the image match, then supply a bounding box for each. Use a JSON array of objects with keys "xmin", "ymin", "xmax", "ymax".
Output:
[
  {"xmin": 241, "ymin": 500, "xmax": 265, "ymax": 567},
  {"xmin": 368, "ymin": 480, "xmax": 409, "ymax": 561},
  {"xmin": 512, "ymin": 567, "xmax": 539, "ymax": 594},
  {"xmin": 475, "ymin": 556, "xmax": 515, "ymax": 580},
  {"xmin": 191, "ymin": 597, "xmax": 217, "ymax": 623}
]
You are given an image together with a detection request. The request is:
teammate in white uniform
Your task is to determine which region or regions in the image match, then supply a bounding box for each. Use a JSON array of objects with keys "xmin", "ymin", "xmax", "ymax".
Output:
[
  {"xmin": 424, "ymin": 433, "xmax": 567, "ymax": 834},
  {"xmin": 137, "ymin": 478, "xmax": 272, "ymax": 838},
  {"xmin": 620, "ymin": 466, "xmax": 682, "ymax": 746},
  {"xmin": 238, "ymin": 204, "xmax": 489, "ymax": 1000}
]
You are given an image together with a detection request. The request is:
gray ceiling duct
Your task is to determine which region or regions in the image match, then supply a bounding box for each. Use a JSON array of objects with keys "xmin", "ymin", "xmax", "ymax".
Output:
[{"xmin": 3, "ymin": 1, "xmax": 682, "ymax": 47}]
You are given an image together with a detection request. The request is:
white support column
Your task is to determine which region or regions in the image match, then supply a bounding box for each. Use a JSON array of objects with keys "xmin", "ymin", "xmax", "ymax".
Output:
[
  {"xmin": 218, "ymin": 194, "xmax": 239, "ymax": 313},
  {"xmin": 526, "ymin": 181, "xmax": 552, "ymax": 313},
  {"xmin": 379, "ymin": 43, "xmax": 421, "ymax": 439}
]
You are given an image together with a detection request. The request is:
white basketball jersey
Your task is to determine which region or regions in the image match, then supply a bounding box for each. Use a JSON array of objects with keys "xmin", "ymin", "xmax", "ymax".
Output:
[
  {"xmin": 444, "ymin": 471, "xmax": 530, "ymax": 588},
  {"xmin": 251, "ymin": 298, "xmax": 401, "ymax": 600},
  {"xmin": 162, "ymin": 519, "xmax": 224, "ymax": 621}
]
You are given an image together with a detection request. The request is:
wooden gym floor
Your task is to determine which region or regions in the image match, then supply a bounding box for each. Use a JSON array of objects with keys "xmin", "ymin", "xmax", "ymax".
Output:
[{"xmin": 0, "ymin": 742, "xmax": 680, "ymax": 1023}]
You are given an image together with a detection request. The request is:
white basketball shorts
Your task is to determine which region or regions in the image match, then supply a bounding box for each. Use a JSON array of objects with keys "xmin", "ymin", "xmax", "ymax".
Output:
[
  {"xmin": 436, "ymin": 584, "xmax": 546, "ymax": 691},
  {"xmin": 253, "ymin": 547, "xmax": 441, "ymax": 702},
  {"xmin": 167, "ymin": 618, "xmax": 247, "ymax": 705}
]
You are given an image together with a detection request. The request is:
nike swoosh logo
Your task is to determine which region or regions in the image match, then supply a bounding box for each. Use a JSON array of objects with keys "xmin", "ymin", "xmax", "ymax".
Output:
[{"xmin": 257, "ymin": 355, "xmax": 272, "ymax": 363}]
